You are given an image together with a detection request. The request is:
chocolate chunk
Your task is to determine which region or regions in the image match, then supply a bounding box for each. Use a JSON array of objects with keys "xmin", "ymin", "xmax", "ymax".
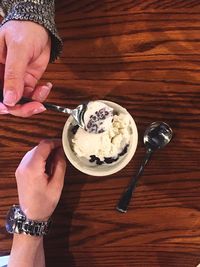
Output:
[
  {"xmin": 85, "ymin": 107, "xmax": 112, "ymax": 133},
  {"xmin": 71, "ymin": 125, "xmax": 79, "ymax": 135},
  {"xmin": 89, "ymin": 155, "xmax": 96, "ymax": 162},
  {"xmin": 105, "ymin": 157, "xmax": 119, "ymax": 164},
  {"xmin": 89, "ymin": 155, "xmax": 104, "ymax": 165},
  {"xmin": 96, "ymin": 157, "xmax": 104, "ymax": 165},
  {"xmin": 89, "ymin": 145, "xmax": 129, "ymax": 166}
]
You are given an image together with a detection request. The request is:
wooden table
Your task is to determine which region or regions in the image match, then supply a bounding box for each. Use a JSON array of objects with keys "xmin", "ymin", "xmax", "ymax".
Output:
[{"xmin": 1, "ymin": 1, "xmax": 200, "ymax": 266}]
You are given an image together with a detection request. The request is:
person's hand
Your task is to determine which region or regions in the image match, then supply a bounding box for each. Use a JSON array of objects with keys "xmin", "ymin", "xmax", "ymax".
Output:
[
  {"xmin": 15, "ymin": 139, "xmax": 66, "ymax": 221},
  {"xmin": 0, "ymin": 20, "xmax": 52, "ymax": 117}
]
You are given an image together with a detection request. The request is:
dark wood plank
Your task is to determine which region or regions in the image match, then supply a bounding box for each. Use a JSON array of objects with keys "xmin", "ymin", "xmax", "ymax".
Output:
[{"xmin": 1, "ymin": 1, "xmax": 200, "ymax": 266}]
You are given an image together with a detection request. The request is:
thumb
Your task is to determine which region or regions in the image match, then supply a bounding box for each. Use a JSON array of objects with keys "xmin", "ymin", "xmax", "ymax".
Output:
[{"xmin": 3, "ymin": 44, "xmax": 29, "ymax": 106}]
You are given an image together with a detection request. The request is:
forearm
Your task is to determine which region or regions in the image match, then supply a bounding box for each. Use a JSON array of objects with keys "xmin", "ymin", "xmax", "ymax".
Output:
[
  {"xmin": 8, "ymin": 234, "xmax": 45, "ymax": 267},
  {"xmin": 35, "ymin": 237, "xmax": 45, "ymax": 267},
  {"xmin": 0, "ymin": 0, "xmax": 62, "ymax": 62}
]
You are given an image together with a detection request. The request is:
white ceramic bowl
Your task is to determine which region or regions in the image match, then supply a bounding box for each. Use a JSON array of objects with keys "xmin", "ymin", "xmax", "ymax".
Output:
[{"xmin": 62, "ymin": 100, "xmax": 138, "ymax": 176}]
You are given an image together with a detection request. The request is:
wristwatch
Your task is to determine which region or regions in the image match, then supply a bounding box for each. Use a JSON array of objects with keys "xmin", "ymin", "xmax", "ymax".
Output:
[{"xmin": 5, "ymin": 205, "xmax": 51, "ymax": 236}]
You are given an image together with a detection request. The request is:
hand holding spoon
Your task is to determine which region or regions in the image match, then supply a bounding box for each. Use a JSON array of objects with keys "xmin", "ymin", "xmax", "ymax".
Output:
[{"xmin": 116, "ymin": 121, "xmax": 173, "ymax": 213}]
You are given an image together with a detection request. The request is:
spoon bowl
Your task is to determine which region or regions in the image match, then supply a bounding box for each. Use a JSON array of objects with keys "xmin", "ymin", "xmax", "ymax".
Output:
[{"xmin": 144, "ymin": 121, "xmax": 173, "ymax": 150}]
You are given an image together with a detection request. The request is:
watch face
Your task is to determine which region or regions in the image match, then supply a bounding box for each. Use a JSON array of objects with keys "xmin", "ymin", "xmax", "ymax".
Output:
[{"xmin": 5, "ymin": 206, "xmax": 16, "ymax": 233}]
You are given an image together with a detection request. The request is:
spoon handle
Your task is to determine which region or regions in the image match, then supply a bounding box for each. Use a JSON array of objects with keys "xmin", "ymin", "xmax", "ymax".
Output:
[
  {"xmin": 116, "ymin": 148, "xmax": 153, "ymax": 213},
  {"xmin": 18, "ymin": 97, "xmax": 72, "ymax": 114}
]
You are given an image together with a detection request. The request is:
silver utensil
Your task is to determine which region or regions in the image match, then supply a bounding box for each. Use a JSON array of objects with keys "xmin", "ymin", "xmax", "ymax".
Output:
[
  {"xmin": 19, "ymin": 98, "xmax": 87, "ymax": 129},
  {"xmin": 116, "ymin": 121, "xmax": 173, "ymax": 213}
]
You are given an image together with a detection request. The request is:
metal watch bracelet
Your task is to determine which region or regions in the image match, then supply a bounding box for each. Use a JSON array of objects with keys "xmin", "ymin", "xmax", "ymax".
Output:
[
  {"xmin": 6, "ymin": 205, "xmax": 51, "ymax": 237},
  {"xmin": 18, "ymin": 218, "xmax": 51, "ymax": 236}
]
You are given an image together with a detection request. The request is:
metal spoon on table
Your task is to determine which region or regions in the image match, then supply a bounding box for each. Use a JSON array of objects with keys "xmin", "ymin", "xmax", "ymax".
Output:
[{"xmin": 116, "ymin": 121, "xmax": 173, "ymax": 213}]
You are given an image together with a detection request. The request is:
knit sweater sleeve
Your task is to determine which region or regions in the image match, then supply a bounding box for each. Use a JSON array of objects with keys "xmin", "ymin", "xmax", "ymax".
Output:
[{"xmin": 0, "ymin": 0, "xmax": 62, "ymax": 62}]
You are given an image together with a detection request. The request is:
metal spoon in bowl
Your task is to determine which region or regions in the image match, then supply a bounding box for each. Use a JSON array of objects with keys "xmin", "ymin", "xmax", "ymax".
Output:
[
  {"xmin": 18, "ymin": 98, "xmax": 113, "ymax": 134},
  {"xmin": 116, "ymin": 121, "xmax": 173, "ymax": 213}
]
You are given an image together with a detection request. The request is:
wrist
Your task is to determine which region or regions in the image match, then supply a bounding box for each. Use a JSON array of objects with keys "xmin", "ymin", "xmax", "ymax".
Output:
[
  {"xmin": 13, "ymin": 233, "xmax": 43, "ymax": 247},
  {"xmin": 11, "ymin": 234, "xmax": 43, "ymax": 256},
  {"xmin": 22, "ymin": 207, "xmax": 50, "ymax": 221}
]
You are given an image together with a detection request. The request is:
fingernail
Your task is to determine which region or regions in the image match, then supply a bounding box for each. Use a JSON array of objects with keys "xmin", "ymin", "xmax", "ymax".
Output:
[
  {"xmin": 39, "ymin": 86, "xmax": 51, "ymax": 100},
  {"xmin": 3, "ymin": 90, "xmax": 17, "ymax": 106},
  {"xmin": 32, "ymin": 106, "xmax": 46, "ymax": 115},
  {"xmin": 46, "ymin": 82, "xmax": 53, "ymax": 89},
  {"xmin": 0, "ymin": 103, "xmax": 9, "ymax": 114}
]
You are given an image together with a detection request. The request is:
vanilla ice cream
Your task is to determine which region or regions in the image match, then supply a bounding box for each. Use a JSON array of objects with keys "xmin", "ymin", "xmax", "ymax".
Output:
[{"xmin": 71, "ymin": 110, "xmax": 132, "ymax": 165}]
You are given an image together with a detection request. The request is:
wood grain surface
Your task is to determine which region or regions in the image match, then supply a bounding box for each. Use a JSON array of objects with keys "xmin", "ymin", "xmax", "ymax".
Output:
[{"xmin": 1, "ymin": 1, "xmax": 200, "ymax": 266}]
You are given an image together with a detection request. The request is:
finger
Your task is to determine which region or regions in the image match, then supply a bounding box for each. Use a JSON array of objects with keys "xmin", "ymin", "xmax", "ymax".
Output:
[
  {"xmin": 0, "ymin": 102, "xmax": 9, "ymax": 114},
  {"xmin": 7, "ymin": 101, "xmax": 46, "ymax": 117},
  {"xmin": 24, "ymin": 72, "xmax": 38, "ymax": 87},
  {"xmin": 23, "ymin": 86, "xmax": 35, "ymax": 98},
  {"xmin": 3, "ymin": 44, "xmax": 29, "ymax": 106},
  {"xmin": 23, "ymin": 72, "xmax": 38, "ymax": 97},
  {"xmin": 34, "ymin": 139, "xmax": 62, "ymax": 162},
  {"xmin": 31, "ymin": 82, "xmax": 52, "ymax": 102},
  {"xmin": 49, "ymin": 148, "xmax": 66, "ymax": 194}
]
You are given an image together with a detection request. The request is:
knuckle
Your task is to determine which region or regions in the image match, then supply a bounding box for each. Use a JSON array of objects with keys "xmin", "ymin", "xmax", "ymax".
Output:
[
  {"xmin": 37, "ymin": 64, "xmax": 46, "ymax": 74},
  {"xmin": 11, "ymin": 39, "xmax": 22, "ymax": 47},
  {"xmin": 15, "ymin": 167, "xmax": 20, "ymax": 178},
  {"xmin": 15, "ymin": 164, "xmax": 32, "ymax": 179},
  {"xmin": 5, "ymin": 68, "xmax": 18, "ymax": 80},
  {"xmin": 11, "ymin": 38, "xmax": 28, "ymax": 48},
  {"xmin": 15, "ymin": 166, "xmax": 24, "ymax": 179}
]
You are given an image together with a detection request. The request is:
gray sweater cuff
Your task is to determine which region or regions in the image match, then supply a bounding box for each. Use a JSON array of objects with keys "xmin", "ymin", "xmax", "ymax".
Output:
[{"xmin": 0, "ymin": 0, "xmax": 62, "ymax": 62}]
